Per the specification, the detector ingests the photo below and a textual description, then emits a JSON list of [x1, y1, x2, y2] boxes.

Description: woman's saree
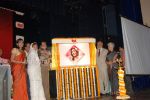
[[11, 52, 28, 100]]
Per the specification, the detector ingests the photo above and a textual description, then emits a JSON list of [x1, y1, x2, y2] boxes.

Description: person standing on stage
[[118, 46, 134, 95], [106, 42, 119, 96], [24, 42, 31, 99], [96, 40, 110, 95], [38, 41, 50, 100], [119, 46, 126, 67], [27, 42, 46, 100], [0, 48, 9, 64], [11, 38, 28, 100], [24, 43, 30, 57]]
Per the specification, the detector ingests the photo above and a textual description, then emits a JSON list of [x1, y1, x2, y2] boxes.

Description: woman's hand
[[109, 61, 113, 65], [106, 61, 113, 65], [22, 61, 27, 65]]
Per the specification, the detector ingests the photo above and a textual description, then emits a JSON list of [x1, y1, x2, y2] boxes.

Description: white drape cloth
[[121, 17, 150, 75], [27, 43, 46, 100]]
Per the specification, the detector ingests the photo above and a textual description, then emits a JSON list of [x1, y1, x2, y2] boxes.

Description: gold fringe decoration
[[96, 65, 101, 96], [68, 69, 72, 98], [84, 67, 89, 97], [79, 68, 83, 98], [73, 68, 77, 98], [89, 67, 94, 97]]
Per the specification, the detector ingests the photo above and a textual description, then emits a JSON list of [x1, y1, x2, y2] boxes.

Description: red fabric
[[11, 52, 28, 100], [0, 9, 13, 59]]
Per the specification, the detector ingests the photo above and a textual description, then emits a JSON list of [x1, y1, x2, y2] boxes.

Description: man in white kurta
[[96, 41, 110, 94]]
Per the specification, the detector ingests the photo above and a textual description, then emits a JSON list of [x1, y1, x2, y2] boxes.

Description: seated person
[[0, 48, 9, 64]]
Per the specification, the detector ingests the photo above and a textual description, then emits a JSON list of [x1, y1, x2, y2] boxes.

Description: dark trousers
[[27, 73, 31, 100]]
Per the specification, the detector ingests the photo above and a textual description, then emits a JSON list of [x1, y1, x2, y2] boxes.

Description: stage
[[50, 89, 150, 100]]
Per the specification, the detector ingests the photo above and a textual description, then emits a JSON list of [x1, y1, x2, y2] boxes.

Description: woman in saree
[[106, 42, 119, 96], [11, 38, 28, 100]]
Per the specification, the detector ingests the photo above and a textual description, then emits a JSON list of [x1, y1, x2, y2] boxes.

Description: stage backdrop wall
[[0, 9, 13, 59], [121, 17, 150, 75]]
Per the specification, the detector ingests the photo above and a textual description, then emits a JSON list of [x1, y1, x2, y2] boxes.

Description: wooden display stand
[[52, 38, 100, 99], [0, 65, 12, 100]]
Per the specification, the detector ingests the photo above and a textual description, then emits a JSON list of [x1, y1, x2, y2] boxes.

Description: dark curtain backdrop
[[0, 9, 13, 59], [120, 0, 143, 24]]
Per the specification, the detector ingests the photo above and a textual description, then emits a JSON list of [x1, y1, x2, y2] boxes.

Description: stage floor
[[50, 89, 150, 100]]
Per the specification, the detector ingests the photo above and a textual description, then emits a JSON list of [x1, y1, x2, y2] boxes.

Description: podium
[[0, 65, 12, 100], [52, 38, 100, 99]]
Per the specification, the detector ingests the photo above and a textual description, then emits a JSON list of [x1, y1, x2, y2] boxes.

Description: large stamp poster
[[59, 43, 90, 67]]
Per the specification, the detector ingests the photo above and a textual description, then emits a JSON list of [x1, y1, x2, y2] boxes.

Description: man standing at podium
[[96, 40, 110, 95]]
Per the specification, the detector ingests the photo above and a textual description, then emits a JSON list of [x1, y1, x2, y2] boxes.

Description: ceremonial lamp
[[116, 57, 130, 99]]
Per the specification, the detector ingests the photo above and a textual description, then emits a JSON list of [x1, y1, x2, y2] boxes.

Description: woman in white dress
[[27, 42, 46, 100]]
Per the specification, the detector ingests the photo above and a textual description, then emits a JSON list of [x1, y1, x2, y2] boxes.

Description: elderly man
[[96, 40, 110, 95]]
